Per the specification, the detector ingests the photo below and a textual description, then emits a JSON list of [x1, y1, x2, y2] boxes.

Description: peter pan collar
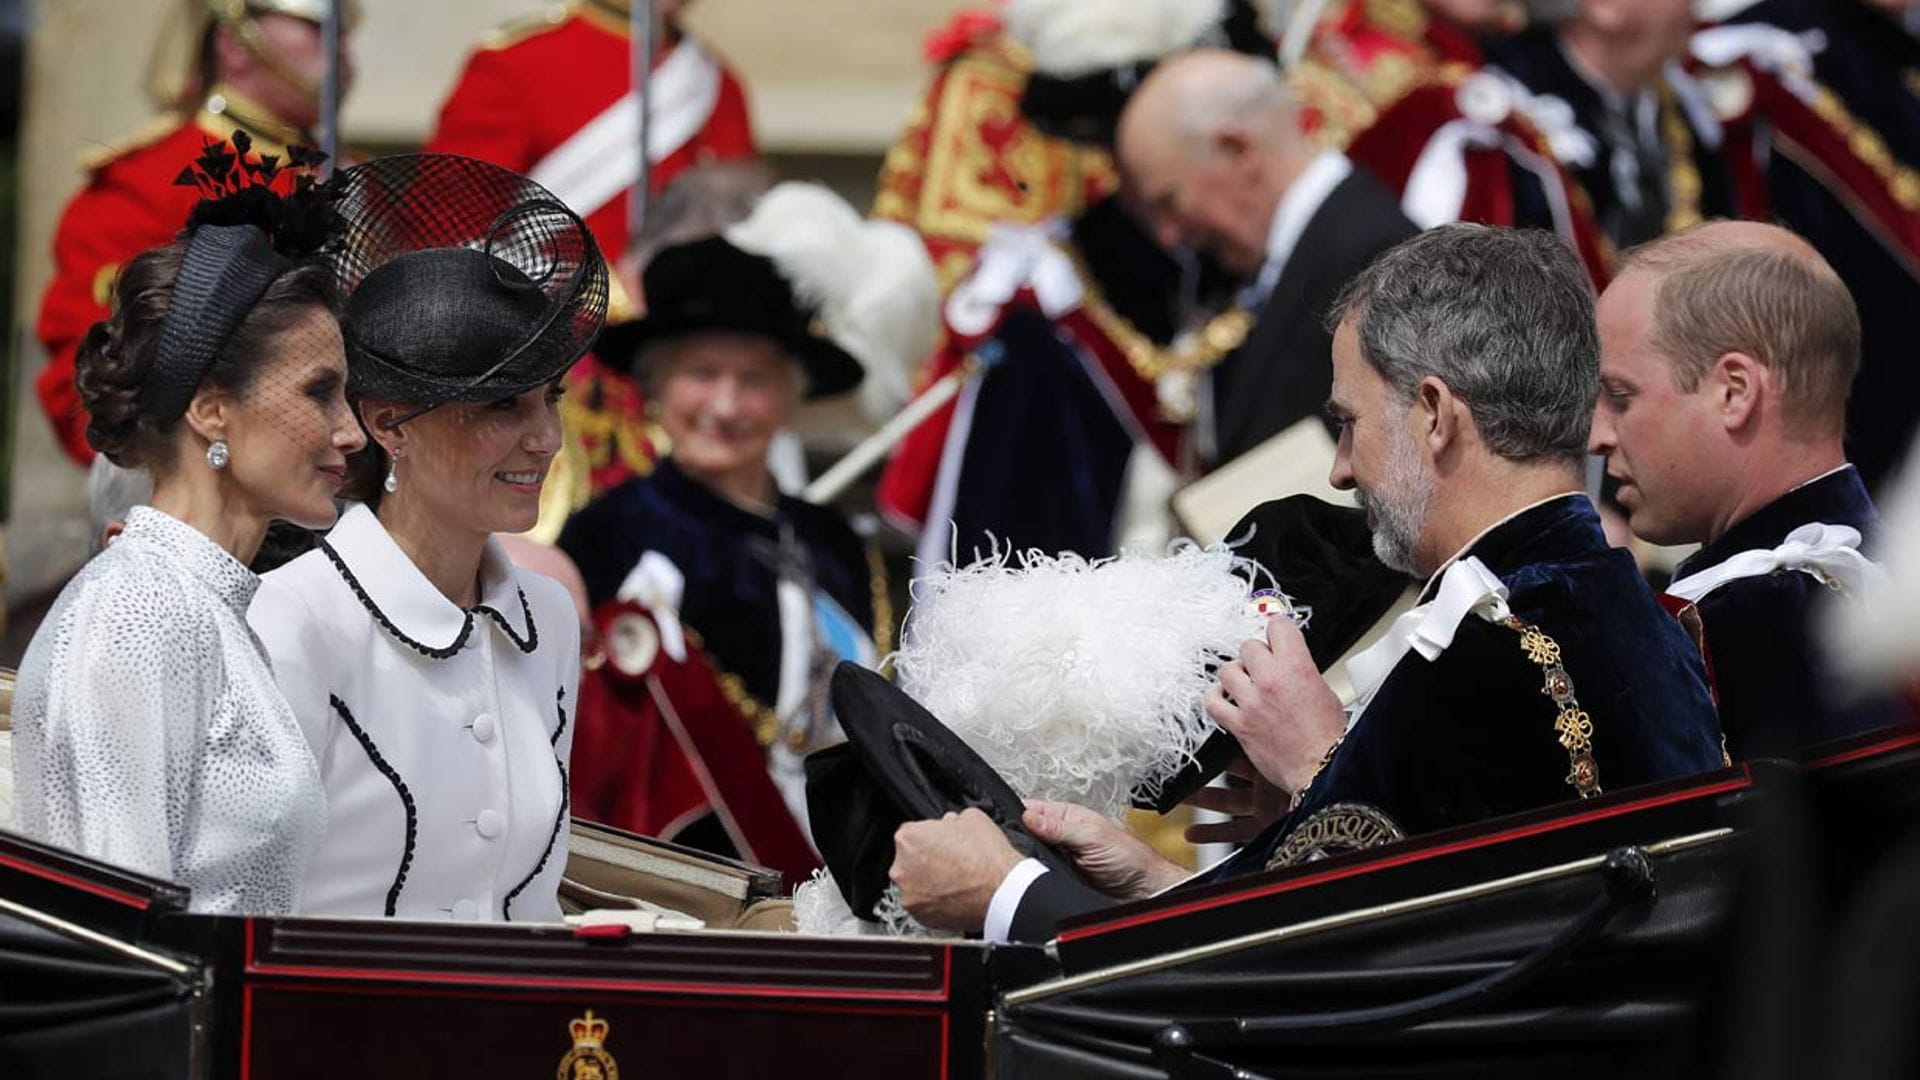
[[317, 502, 538, 659]]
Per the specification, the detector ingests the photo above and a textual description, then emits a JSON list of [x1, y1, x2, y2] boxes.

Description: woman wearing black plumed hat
[[557, 183, 938, 883], [12, 136, 364, 913], [247, 155, 607, 921]]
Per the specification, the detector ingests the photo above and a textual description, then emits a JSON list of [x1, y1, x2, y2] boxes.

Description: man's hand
[[1023, 800, 1190, 901], [1205, 615, 1348, 795], [1182, 757, 1289, 846], [890, 809, 1024, 932]]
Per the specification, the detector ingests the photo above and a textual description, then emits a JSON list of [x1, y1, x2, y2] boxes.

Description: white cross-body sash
[[528, 39, 723, 221], [1343, 556, 1512, 728], [1665, 522, 1887, 604]]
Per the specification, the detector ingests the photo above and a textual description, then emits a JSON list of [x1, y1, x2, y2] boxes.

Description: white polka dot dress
[[11, 506, 326, 913]]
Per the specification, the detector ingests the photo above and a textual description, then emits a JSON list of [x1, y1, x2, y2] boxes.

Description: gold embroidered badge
[[557, 1010, 620, 1080], [1268, 802, 1406, 869]]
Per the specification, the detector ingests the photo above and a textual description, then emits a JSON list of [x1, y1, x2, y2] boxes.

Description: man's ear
[[1213, 125, 1255, 165], [1714, 351, 1763, 432], [1416, 376, 1461, 459]]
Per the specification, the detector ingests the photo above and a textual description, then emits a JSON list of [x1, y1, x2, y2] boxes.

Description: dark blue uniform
[[1671, 466, 1900, 758], [558, 457, 875, 711], [1010, 495, 1727, 940]]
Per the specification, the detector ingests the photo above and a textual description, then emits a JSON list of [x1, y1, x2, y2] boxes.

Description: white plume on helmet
[[724, 182, 939, 420], [1005, 0, 1230, 78]]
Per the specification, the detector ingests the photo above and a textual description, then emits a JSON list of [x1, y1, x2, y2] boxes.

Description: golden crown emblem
[[569, 1011, 610, 1049], [558, 1010, 619, 1080]]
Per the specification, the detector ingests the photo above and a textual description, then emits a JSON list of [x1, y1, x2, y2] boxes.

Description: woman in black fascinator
[[12, 134, 363, 913], [248, 155, 608, 922]]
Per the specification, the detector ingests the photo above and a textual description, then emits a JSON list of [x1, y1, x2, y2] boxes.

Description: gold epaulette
[[479, 2, 573, 51], [78, 112, 187, 172]]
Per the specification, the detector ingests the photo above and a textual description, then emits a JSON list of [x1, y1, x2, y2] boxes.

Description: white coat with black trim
[[248, 502, 580, 922]]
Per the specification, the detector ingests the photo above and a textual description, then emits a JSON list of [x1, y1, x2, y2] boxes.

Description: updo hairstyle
[[75, 243, 338, 471]]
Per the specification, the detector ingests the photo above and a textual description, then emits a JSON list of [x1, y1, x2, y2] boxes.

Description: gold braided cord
[[682, 627, 785, 750], [1659, 85, 1705, 234], [1065, 243, 1254, 385], [866, 545, 895, 658], [1807, 86, 1920, 212]]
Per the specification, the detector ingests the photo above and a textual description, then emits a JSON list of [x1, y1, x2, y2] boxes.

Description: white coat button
[[475, 809, 505, 839], [471, 712, 497, 744], [451, 898, 479, 921]]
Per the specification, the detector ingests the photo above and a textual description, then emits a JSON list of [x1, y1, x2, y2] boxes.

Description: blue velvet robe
[[557, 457, 875, 711], [1672, 466, 1899, 759], [1010, 496, 1728, 937], [1213, 495, 1726, 878]]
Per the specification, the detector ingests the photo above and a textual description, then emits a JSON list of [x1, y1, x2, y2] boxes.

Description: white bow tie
[[1666, 522, 1886, 604], [1343, 556, 1512, 727]]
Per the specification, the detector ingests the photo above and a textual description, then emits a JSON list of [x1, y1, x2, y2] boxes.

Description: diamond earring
[[206, 439, 230, 471], [383, 450, 400, 493]]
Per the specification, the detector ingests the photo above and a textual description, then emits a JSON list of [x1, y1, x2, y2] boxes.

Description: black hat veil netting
[[324, 153, 609, 418]]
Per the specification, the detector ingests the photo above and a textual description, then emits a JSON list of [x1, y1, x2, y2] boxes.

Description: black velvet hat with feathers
[[148, 131, 342, 423]]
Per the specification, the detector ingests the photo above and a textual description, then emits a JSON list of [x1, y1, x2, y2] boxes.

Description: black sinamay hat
[[806, 663, 1079, 922], [1015, 0, 1279, 147], [324, 153, 609, 419], [1144, 494, 1416, 812], [593, 235, 866, 400]]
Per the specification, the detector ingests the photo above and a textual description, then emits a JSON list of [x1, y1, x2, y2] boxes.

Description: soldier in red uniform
[[425, 0, 755, 268], [425, 0, 758, 522], [33, 0, 353, 466]]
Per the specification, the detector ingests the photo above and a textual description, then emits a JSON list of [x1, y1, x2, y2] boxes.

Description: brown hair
[[75, 242, 338, 470], [1618, 227, 1860, 432]]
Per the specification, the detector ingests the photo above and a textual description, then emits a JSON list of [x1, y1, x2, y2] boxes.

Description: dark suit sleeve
[[1009, 870, 1112, 944]]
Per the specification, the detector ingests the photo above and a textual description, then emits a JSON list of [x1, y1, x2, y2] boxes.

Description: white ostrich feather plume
[[835, 220, 941, 420], [892, 541, 1274, 819], [792, 869, 950, 938], [724, 183, 940, 418], [1006, 0, 1230, 78]]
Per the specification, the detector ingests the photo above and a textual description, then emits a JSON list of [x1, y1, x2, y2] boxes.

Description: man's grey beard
[[1357, 423, 1435, 576]]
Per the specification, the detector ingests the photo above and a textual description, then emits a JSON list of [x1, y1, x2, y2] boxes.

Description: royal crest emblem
[[556, 1010, 620, 1080]]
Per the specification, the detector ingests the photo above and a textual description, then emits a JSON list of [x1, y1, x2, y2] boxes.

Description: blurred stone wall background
[[6, 0, 962, 617]]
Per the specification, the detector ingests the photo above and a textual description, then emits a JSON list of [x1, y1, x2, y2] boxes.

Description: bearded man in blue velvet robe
[[1589, 220, 1901, 760], [888, 225, 1728, 944]]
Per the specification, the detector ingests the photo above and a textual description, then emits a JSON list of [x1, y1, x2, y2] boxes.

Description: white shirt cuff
[[983, 858, 1049, 944]]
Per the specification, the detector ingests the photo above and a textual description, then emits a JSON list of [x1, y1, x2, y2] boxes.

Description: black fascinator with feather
[[147, 131, 343, 423]]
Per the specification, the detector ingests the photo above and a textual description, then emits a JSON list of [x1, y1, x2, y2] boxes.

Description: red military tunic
[[424, 0, 756, 263], [34, 98, 304, 465], [426, 2, 755, 517]]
